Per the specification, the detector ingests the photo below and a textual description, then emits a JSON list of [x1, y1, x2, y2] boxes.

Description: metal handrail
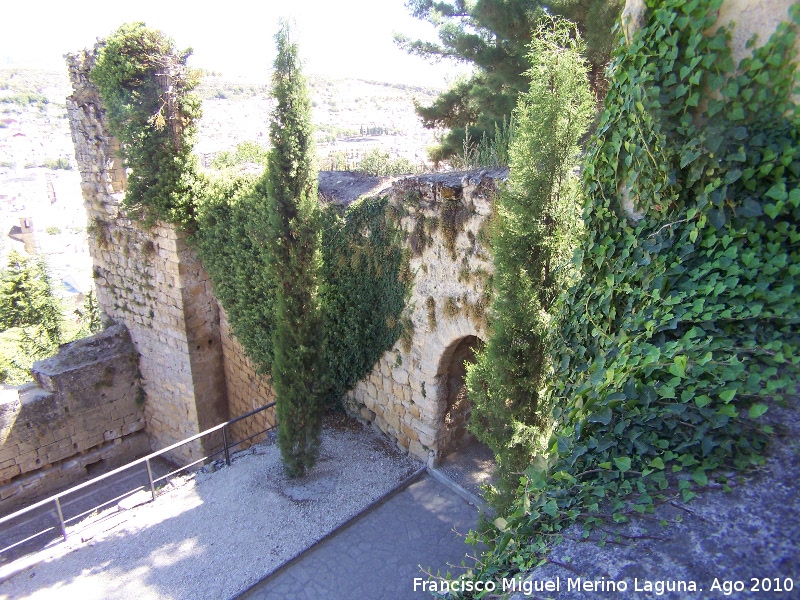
[[0, 402, 276, 555]]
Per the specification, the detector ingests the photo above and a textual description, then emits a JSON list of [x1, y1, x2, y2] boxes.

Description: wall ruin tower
[[65, 49, 228, 463]]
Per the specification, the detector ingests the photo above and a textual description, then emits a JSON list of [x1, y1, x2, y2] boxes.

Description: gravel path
[[0, 419, 421, 600]]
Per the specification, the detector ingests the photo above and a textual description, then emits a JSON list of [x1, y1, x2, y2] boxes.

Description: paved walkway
[[238, 473, 482, 600]]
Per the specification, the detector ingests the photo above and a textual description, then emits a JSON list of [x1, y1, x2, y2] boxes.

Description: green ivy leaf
[[614, 457, 632, 472], [543, 500, 559, 517], [588, 407, 613, 425], [765, 183, 788, 202], [692, 469, 708, 486], [748, 404, 769, 418]]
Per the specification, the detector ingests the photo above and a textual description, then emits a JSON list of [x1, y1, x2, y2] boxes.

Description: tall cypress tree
[[465, 18, 594, 505], [264, 21, 328, 478]]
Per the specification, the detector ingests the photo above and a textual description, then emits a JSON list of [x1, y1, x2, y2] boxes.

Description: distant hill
[[0, 68, 440, 171]]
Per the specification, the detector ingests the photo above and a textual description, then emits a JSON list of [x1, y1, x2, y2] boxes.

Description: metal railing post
[[0, 402, 276, 559], [146, 458, 156, 501], [54, 497, 67, 541], [222, 425, 231, 466]]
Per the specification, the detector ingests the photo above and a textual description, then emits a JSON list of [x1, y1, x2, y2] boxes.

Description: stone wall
[[344, 170, 504, 465], [0, 325, 147, 514], [66, 48, 229, 464], [62, 42, 501, 472], [219, 308, 276, 450]]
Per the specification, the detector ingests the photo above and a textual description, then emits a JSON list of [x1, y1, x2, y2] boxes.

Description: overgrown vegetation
[[91, 22, 201, 224], [456, 1, 800, 593], [91, 22, 412, 476], [320, 196, 411, 405], [208, 141, 270, 171], [466, 16, 594, 508], [449, 116, 516, 170], [355, 148, 419, 176], [193, 174, 276, 372], [41, 157, 71, 170], [0, 93, 48, 107]]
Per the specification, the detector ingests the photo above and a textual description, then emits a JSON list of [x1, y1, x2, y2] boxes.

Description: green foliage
[[264, 21, 328, 478], [0, 251, 62, 336], [396, 0, 622, 161], [75, 289, 103, 337], [450, 116, 516, 169], [0, 251, 65, 384], [0, 93, 48, 107], [193, 174, 276, 373], [320, 196, 410, 405], [355, 148, 418, 176], [320, 151, 350, 171], [87, 21, 412, 478], [209, 141, 270, 171], [90, 22, 201, 225], [466, 17, 594, 508], [194, 179, 411, 409], [41, 157, 71, 170], [457, 1, 800, 591]]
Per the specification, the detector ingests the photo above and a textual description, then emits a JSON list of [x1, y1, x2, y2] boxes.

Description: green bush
[[356, 148, 418, 176], [91, 22, 201, 225], [0, 93, 48, 107], [0, 251, 65, 384], [41, 157, 71, 170], [209, 141, 270, 171]]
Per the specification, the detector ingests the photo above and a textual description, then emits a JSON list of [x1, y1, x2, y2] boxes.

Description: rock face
[[0, 325, 147, 514]]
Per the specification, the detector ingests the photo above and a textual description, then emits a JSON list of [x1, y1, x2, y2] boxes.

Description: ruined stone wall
[[0, 325, 147, 514], [66, 49, 228, 464], [345, 170, 503, 465], [219, 308, 276, 449]]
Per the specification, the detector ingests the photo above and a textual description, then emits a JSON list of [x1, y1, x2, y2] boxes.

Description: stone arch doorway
[[437, 335, 483, 460]]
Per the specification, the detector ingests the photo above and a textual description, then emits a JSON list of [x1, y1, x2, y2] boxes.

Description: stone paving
[[436, 438, 496, 500], [238, 473, 483, 600]]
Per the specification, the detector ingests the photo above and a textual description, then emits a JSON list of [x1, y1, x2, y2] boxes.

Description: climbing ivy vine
[[453, 0, 800, 594], [320, 196, 411, 405], [91, 23, 201, 225]]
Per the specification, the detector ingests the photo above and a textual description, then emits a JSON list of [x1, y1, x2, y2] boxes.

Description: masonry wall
[[66, 48, 228, 464], [344, 170, 503, 465], [0, 325, 147, 514], [219, 308, 277, 449]]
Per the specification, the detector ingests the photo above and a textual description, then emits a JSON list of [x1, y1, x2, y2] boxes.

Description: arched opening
[[438, 335, 483, 458]]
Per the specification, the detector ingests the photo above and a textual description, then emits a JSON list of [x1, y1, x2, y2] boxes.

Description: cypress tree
[[465, 18, 594, 505], [264, 21, 328, 478]]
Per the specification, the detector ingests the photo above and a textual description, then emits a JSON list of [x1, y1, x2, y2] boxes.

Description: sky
[[1, 0, 469, 87]]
